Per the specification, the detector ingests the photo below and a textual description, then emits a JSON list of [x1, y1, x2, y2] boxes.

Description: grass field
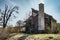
[[8, 33, 60, 40]]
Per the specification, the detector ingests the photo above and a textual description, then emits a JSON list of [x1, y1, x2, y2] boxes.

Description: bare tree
[[0, 5, 19, 39], [0, 5, 19, 28], [16, 20, 22, 26]]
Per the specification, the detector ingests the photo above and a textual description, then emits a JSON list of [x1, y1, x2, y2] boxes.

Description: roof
[[25, 9, 56, 22], [32, 8, 38, 13], [44, 13, 56, 22]]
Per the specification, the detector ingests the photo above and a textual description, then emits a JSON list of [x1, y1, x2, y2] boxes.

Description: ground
[[7, 33, 60, 40]]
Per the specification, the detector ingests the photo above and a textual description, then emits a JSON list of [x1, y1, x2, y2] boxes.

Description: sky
[[0, 0, 60, 26]]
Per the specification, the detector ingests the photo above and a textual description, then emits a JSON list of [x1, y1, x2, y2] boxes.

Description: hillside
[[8, 33, 60, 40]]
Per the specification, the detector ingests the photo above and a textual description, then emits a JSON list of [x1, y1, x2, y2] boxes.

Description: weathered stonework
[[25, 3, 57, 34]]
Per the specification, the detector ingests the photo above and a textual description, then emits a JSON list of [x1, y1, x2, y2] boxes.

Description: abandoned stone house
[[25, 3, 57, 33]]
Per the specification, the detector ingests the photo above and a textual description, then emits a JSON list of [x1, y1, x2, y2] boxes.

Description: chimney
[[39, 3, 44, 13]]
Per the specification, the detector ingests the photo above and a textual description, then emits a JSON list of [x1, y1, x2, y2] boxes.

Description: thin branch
[[6, 6, 19, 25]]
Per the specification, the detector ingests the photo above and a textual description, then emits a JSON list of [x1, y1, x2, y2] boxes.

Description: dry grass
[[8, 33, 25, 40], [8, 34, 60, 40]]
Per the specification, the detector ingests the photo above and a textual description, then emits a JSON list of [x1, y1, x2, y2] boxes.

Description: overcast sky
[[0, 0, 60, 26]]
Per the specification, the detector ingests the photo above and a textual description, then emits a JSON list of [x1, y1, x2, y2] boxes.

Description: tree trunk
[[3, 23, 6, 28]]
